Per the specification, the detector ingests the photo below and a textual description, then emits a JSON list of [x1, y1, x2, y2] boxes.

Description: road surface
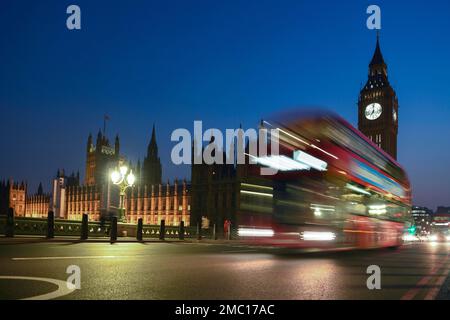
[[0, 240, 449, 300]]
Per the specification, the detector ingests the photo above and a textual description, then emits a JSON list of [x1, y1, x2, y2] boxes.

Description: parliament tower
[[85, 131, 120, 186], [358, 34, 399, 159], [142, 125, 162, 186]]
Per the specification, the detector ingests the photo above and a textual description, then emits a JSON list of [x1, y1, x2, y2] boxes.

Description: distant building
[[191, 159, 238, 229], [51, 172, 69, 219], [125, 179, 190, 226], [125, 127, 188, 225], [63, 127, 187, 224], [0, 180, 26, 216], [141, 125, 162, 186], [432, 206, 450, 234], [411, 206, 433, 234], [25, 194, 51, 218], [85, 131, 120, 186], [25, 183, 51, 218], [66, 184, 102, 221], [1, 126, 190, 226], [436, 206, 450, 215], [190, 137, 240, 229]]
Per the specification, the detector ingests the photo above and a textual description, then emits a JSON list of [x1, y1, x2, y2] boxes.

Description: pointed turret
[[136, 159, 141, 184], [87, 133, 93, 153], [368, 33, 387, 78], [369, 33, 385, 66], [148, 124, 158, 157], [142, 124, 162, 186], [96, 129, 103, 148], [37, 182, 43, 195]]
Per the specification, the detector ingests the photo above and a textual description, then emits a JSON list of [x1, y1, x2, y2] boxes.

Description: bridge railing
[[141, 225, 193, 238], [0, 209, 219, 241], [0, 215, 5, 235], [0, 216, 111, 237]]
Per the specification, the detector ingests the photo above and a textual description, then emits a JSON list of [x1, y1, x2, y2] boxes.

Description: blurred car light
[[255, 155, 310, 171], [293, 150, 328, 171], [238, 228, 275, 237]]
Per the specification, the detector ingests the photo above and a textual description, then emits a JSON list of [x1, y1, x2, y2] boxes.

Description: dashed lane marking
[[12, 256, 128, 261]]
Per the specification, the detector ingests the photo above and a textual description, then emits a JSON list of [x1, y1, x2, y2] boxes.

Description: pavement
[[0, 238, 449, 300]]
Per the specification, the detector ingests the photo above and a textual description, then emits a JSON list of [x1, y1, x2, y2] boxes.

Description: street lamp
[[111, 165, 136, 222]]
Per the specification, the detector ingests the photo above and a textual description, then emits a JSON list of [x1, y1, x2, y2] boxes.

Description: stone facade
[[1, 126, 190, 226], [25, 193, 51, 218], [0, 180, 27, 216], [66, 184, 102, 221], [125, 180, 190, 226]]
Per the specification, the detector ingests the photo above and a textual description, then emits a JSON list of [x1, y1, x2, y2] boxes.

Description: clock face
[[393, 110, 397, 122], [365, 103, 382, 120]]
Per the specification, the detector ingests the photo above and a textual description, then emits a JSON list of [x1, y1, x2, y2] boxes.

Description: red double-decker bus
[[237, 111, 412, 249]]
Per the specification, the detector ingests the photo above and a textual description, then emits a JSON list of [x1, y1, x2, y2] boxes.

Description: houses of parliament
[[0, 126, 192, 226], [1, 36, 399, 228]]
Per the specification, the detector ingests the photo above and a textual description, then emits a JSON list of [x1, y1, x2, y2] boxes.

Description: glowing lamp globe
[[119, 166, 128, 175], [127, 172, 136, 186], [111, 171, 121, 184]]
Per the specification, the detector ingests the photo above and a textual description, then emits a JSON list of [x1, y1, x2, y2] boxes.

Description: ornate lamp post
[[110, 165, 136, 222]]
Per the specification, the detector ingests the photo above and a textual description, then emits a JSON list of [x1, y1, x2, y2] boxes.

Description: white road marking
[[12, 256, 124, 261], [0, 276, 75, 300]]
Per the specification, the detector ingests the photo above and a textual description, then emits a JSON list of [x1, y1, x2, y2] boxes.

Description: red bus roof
[[269, 108, 405, 171]]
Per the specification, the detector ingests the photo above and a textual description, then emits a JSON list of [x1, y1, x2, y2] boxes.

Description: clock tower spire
[[358, 34, 398, 159]]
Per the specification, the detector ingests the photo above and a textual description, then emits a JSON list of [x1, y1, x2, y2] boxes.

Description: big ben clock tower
[[358, 34, 398, 159]]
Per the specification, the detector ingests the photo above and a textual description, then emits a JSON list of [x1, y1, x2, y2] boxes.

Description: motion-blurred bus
[[237, 111, 412, 249]]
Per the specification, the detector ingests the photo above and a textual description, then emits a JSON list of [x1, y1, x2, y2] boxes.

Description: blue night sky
[[0, 0, 449, 210]]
